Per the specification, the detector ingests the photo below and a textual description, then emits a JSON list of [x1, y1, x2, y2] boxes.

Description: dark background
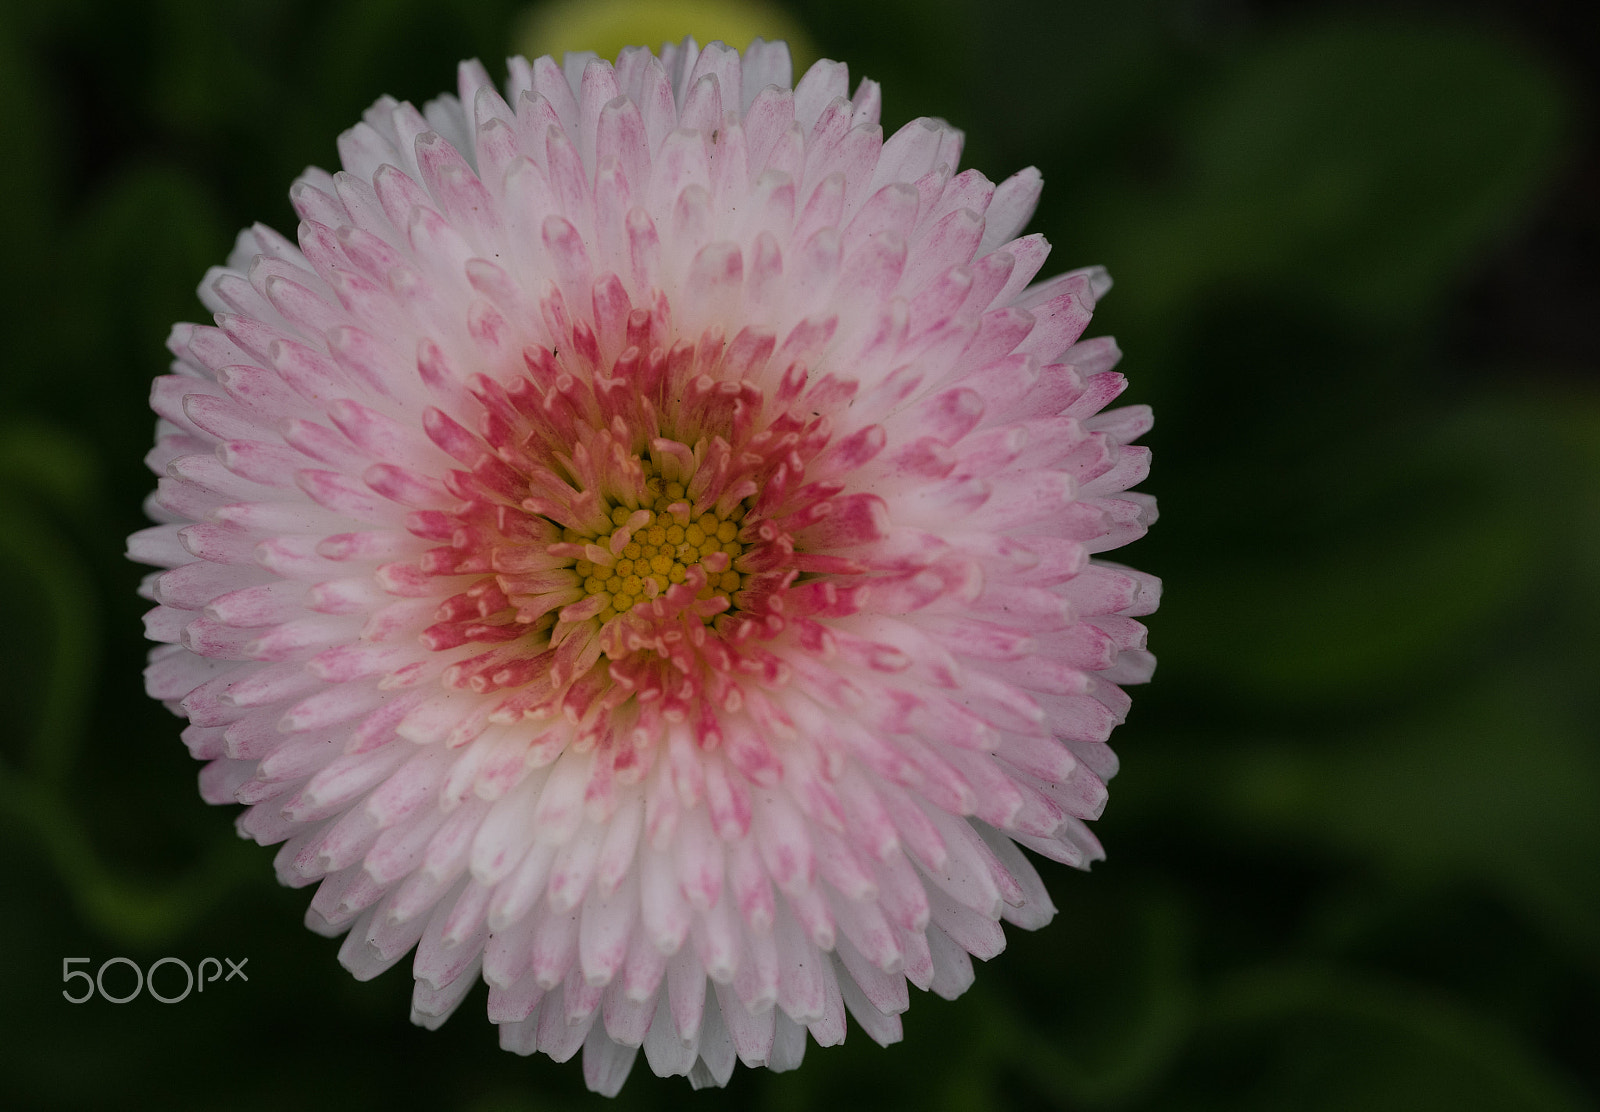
[[1, 0, 1596, 1107]]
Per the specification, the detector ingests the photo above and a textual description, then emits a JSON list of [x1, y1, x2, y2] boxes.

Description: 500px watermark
[[62, 957, 248, 1004]]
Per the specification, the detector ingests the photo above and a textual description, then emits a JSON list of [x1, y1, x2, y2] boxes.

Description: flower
[[130, 38, 1158, 1095]]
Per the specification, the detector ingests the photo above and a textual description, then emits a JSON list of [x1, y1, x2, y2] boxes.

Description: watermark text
[[62, 957, 248, 1004]]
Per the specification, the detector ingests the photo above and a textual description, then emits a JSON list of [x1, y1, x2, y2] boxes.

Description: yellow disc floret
[[555, 461, 751, 624]]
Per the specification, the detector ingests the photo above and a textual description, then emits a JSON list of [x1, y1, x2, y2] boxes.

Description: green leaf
[[1156, 390, 1578, 706], [0, 770, 261, 947], [0, 11, 60, 383], [1211, 678, 1600, 973], [747, 885, 1195, 1111], [146, 0, 271, 134], [60, 163, 229, 370], [1160, 504, 1536, 705], [1156, 966, 1588, 1112], [994, 886, 1194, 1107], [0, 422, 97, 512], [0, 496, 97, 781], [1089, 15, 1570, 330]]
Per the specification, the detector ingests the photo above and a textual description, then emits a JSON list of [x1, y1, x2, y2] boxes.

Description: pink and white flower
[[130, 39, 1157, 1094]]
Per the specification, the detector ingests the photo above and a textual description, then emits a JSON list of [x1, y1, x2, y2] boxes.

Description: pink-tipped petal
[[131, 36, 1155, 1097]]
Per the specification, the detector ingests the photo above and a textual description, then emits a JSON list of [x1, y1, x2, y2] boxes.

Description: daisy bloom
[[131, 38, 1158, 1094]]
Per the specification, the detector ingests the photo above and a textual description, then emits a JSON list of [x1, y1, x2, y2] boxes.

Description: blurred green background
[[1, 0, 1596, 1107]]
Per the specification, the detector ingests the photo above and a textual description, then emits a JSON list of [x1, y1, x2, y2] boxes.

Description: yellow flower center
[[561, 467, 749, 624]]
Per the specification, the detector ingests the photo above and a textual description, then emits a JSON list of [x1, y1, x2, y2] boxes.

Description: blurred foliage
[[0, 0, 1595, 1107], [517, 0, 818, 73], [1087, 18, 1569, 331]]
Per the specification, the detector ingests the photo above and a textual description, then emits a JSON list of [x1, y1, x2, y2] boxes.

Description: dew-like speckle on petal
[[132, 37, 1158, 1095]]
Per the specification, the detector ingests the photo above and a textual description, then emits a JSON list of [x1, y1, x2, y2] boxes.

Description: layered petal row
[[131, 38, 1158, 1095]]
